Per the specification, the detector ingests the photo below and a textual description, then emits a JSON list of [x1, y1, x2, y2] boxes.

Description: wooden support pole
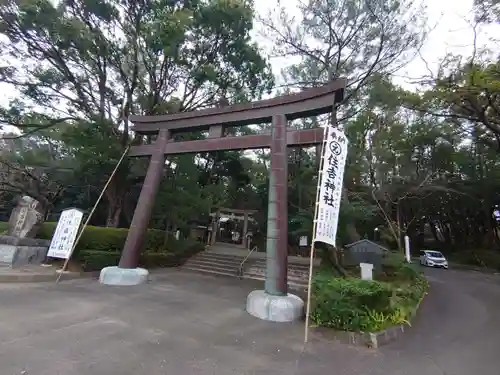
[[304, 125, 329, 343], [56, 146, 130, 283]]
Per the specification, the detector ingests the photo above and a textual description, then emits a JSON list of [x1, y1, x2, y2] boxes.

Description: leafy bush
[[0, 221, 8, 234], [161, 238, 205, 260], [139, 252, 181, 268], [311, 269, 428, 333], [75, 236, 205, 271], [394, 275, 428, 308], [77, 250, 183, 271], [448, 248, 500, 270], [36, 222, 165, 256], [77, 250, 122, 271], [0, 220, 206, 271], [377, 252, 422, 283]]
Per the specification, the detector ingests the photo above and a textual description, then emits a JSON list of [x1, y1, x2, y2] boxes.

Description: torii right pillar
[[246, 114, 304, 322]]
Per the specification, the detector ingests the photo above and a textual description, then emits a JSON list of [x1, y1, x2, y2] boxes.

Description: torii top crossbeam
[[128, 78, 346, 157]]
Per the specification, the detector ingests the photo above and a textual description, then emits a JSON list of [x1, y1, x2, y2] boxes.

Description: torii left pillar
[[99, 130, 169, 285]]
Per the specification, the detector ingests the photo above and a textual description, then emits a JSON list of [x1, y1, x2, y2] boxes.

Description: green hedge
[[36, 222, 166, 256], [0, 221, 205, 270], [0, 221, 166, 255], [311, 263, 428, 333], [0, 221, 8, 234], [77, 250, 182, 271], [77, 239, 205, 271], [448, 248, 500, 270], [77, 250, 121, 271], [376, 252, 423, 283]]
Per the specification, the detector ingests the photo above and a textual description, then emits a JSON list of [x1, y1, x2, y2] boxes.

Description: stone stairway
[[181, 250, 311, 291]]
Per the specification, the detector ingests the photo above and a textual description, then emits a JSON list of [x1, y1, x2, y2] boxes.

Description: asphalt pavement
[[0, 267, 498, 375]]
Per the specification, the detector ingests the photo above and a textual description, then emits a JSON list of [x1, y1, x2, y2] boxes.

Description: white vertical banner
[[47, 208, 84, 259], [313, 127, 348, 246]]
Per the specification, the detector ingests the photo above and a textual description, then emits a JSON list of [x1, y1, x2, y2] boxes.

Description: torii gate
[[99, 78, 346, 322]]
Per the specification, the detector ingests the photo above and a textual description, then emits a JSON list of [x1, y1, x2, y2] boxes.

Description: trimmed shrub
[[161, 238, 205, 259], [75, 236, 205, 272], [377, 252, 422, 283], [77, 250, 183, 271], [448, 248, 500, 270], [139, 252, 181, 268], [311, 269, 428, 332], [36, 222, 165, 256], [77, 250, 122, 271], [0, 221, 205, 271], [0, 221, 8, 234]]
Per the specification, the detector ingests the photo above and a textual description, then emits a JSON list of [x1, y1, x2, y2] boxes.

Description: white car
[[420, 250, 449, 269]]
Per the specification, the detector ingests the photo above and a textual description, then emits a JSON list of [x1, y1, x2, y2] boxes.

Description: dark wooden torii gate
[[117, 79, 346, 299]]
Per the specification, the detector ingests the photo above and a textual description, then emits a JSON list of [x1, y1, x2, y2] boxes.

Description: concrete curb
[[0, 271, 100, 283], [311, 286, 428, 349]]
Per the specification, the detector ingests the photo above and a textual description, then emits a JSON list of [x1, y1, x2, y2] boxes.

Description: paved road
[[0, 267, 498, 375], [383, 267, 500, 374]]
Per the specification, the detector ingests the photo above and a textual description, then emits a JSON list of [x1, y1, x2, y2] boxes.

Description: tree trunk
[[163, 218, 172, 247], [396, 202, 403, 251], [104, 177, 126, 228], [327, 246, 347, 277], [297, 148, 303, 209], [106, 199, 123, 227], [342, 188, 361, 243], [345, 221, 361, 243], [122, 196, 134, 226]]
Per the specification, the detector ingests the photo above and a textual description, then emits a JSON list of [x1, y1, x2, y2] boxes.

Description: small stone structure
[[99, 266, 149, 285], [343, 239, 388, 269], [0, 196, 50, 268], [246, 290, 304, 322], [7, 195, 45, 237]]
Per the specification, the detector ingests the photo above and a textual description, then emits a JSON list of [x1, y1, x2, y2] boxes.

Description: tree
[[0, 0, 273, 226], [474, 0, 500, 23], [0, 130, 74, 215], [259, 0, 427, 242], [260, 0, 427, 113], [403, 60, 500, 152]]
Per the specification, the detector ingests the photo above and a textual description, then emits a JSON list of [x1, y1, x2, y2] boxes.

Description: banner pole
[[304, 124, 329, 343], [56, 146, 130, 283]]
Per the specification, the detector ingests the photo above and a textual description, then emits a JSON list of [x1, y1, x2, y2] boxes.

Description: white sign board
[[360, 262, 374, 281], [299, 236, 308, 247], [47, 208, 84, 259], [313, 127, 348, 247], [404, 235, 411, 263]]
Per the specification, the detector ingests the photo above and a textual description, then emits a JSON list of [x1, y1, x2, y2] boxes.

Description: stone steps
[[182, 251, 241, 278], [181, 250, 311, 291]]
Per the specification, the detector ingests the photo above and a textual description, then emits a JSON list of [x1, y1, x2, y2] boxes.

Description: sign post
[[47, 208, 84, 260], [47, 208, 84, 282], [304, 126, 348, 343], [299, 236, 308, 247], [404, 235, 411, 263]]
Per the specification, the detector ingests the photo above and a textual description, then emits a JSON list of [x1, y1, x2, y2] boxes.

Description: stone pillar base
[[246, 290, 304, 322], [99, 266, 149, 286]]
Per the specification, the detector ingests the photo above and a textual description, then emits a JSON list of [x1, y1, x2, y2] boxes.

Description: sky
[[252, 0, 499, 88], [0, 0, 498, 131]]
